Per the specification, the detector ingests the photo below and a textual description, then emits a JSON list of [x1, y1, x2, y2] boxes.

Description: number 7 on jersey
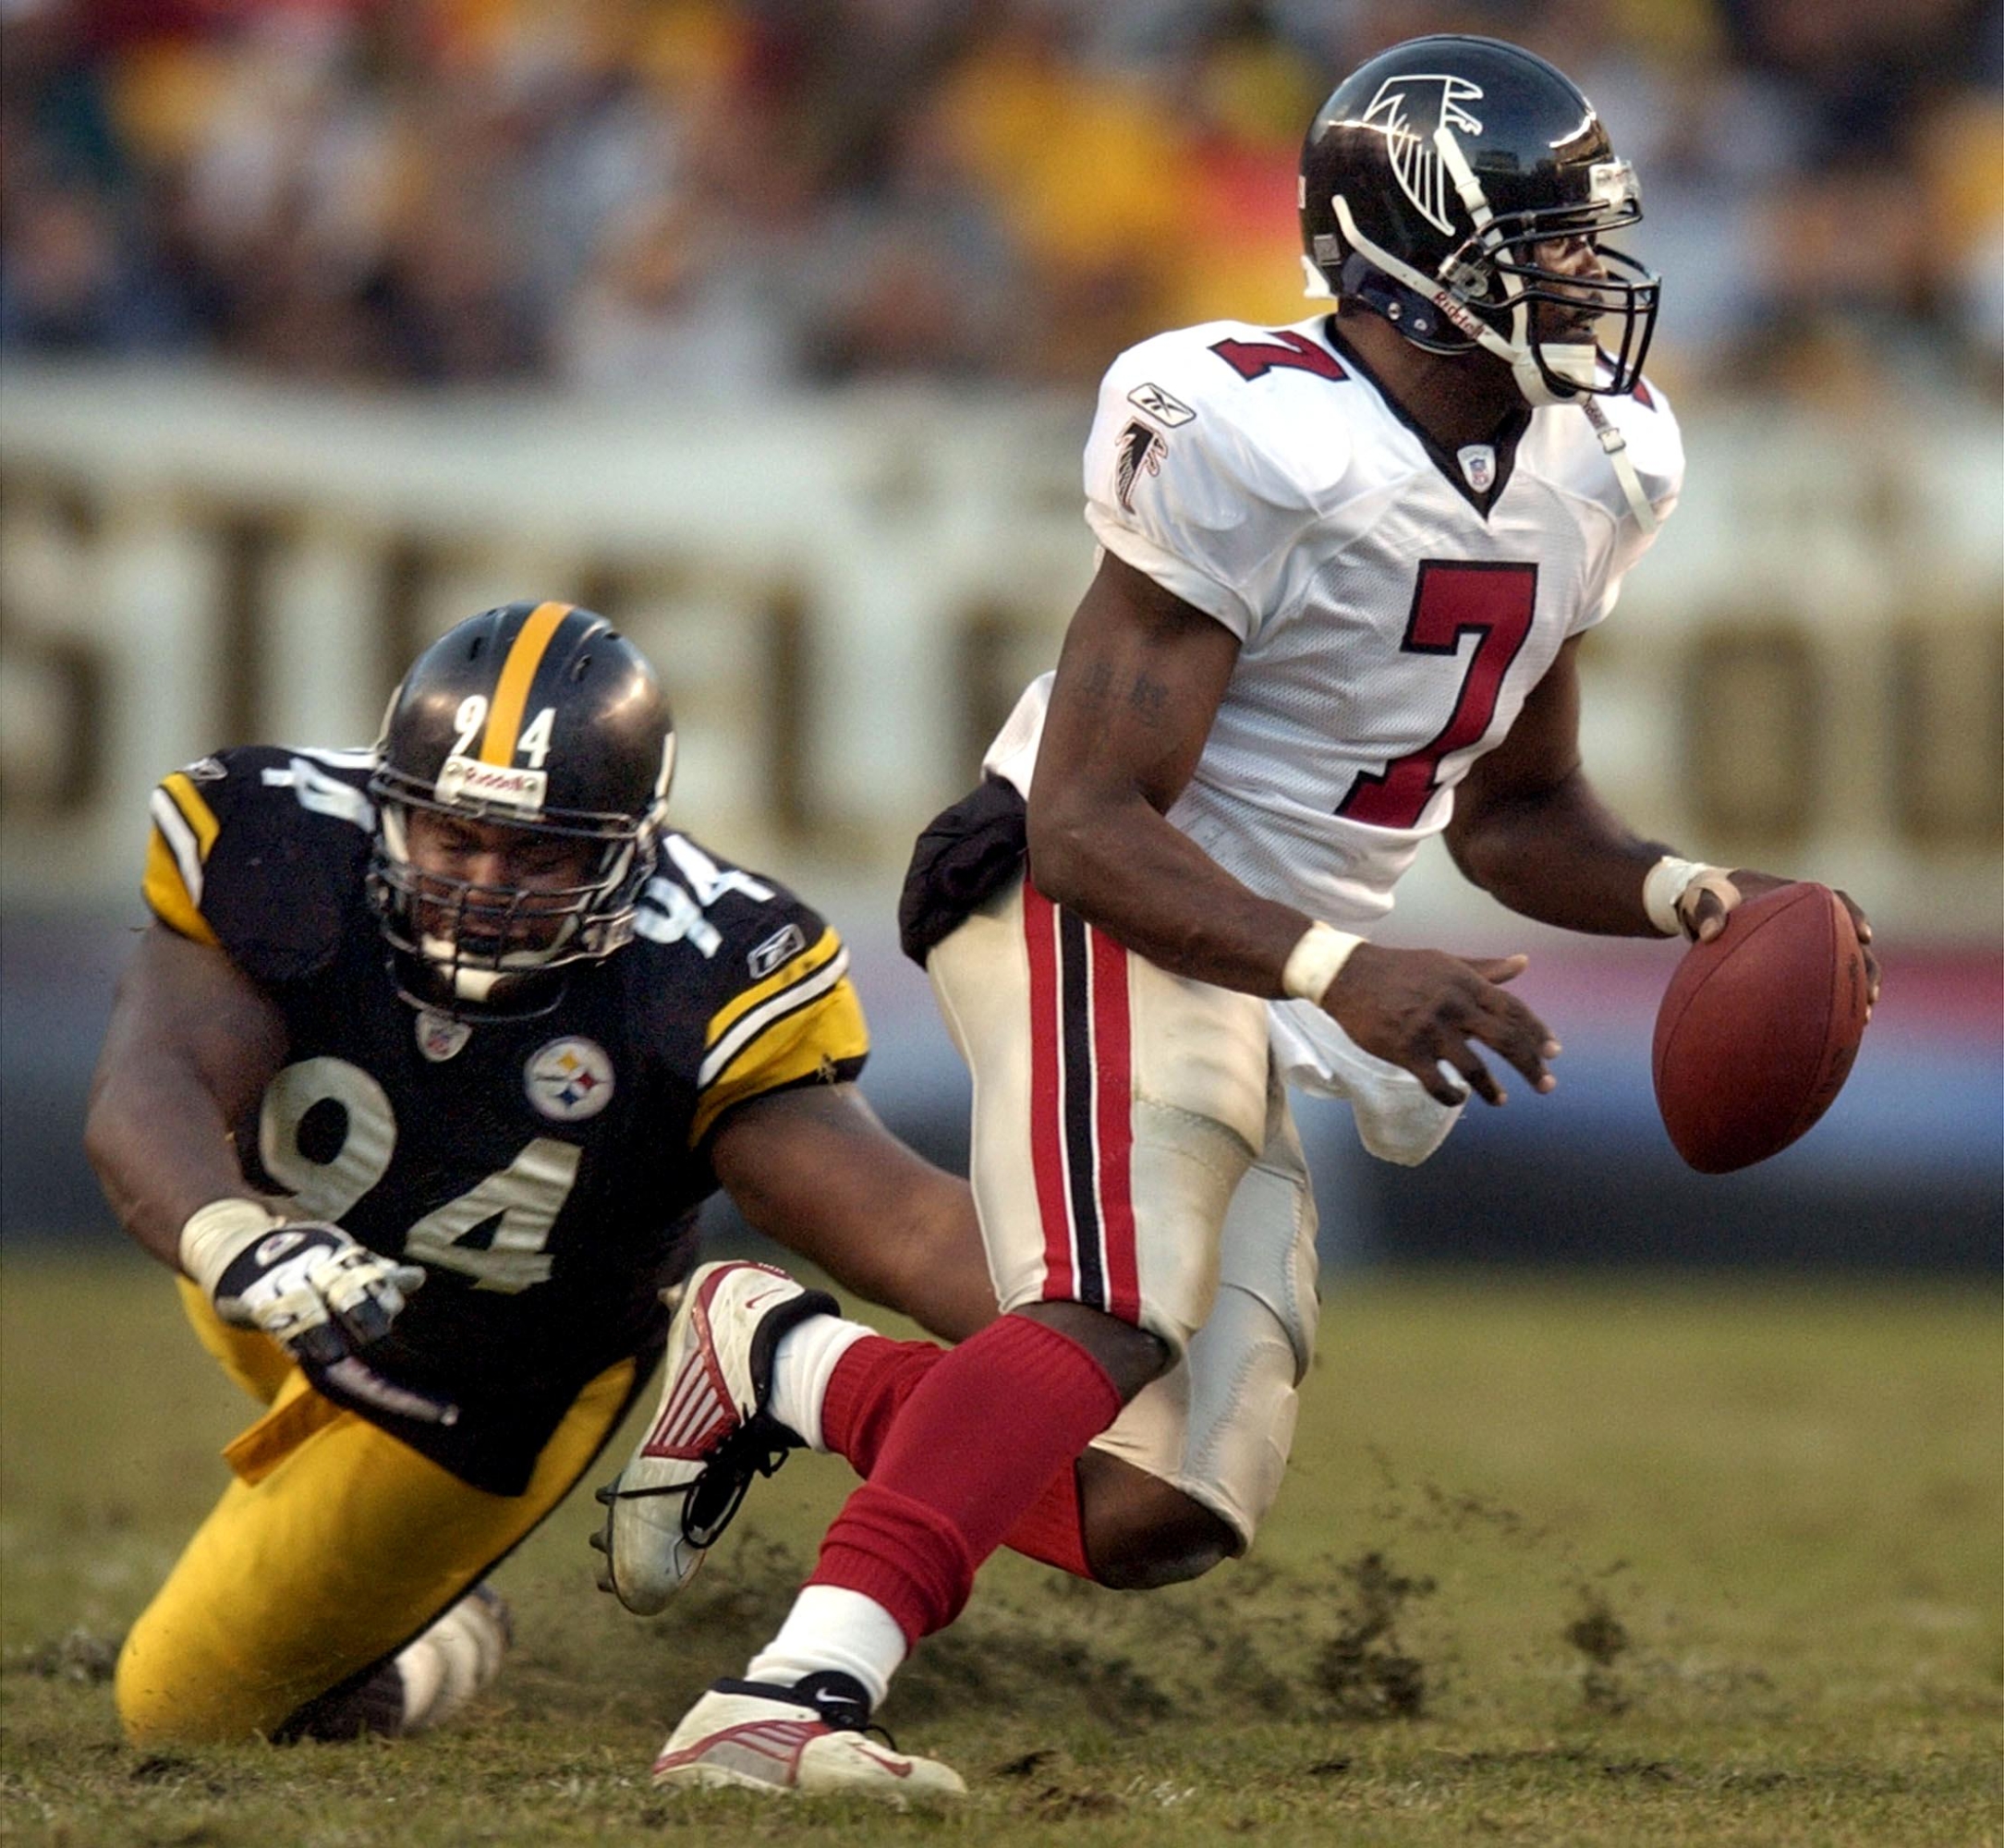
[[1336, 560, 1539, 829]]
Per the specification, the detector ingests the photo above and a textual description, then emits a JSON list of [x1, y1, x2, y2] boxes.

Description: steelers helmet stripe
[[480, 601, 572, 765]]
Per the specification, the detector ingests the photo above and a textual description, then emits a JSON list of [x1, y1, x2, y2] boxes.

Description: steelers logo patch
[[525, 1037, 614, 1121]]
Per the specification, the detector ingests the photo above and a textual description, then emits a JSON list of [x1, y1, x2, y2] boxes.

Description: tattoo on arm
[[1075, 660, 1116, 711], [1127, 674, 1170, 725]]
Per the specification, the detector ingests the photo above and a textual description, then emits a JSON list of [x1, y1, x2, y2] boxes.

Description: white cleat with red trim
[[651, 1673, 966, 1801], [591, 1260, 836, 1615]]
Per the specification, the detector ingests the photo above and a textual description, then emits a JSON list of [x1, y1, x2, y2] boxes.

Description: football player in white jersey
[[621, 35, 1880, 1796]]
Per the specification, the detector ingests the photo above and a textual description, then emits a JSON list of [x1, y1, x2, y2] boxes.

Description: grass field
[[2, 1250, 1998, 1846]]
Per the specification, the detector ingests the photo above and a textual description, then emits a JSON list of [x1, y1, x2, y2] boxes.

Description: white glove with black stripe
[[180, 1200, 452, 1422]]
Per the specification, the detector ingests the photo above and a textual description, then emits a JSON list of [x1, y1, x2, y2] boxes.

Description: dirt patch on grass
[[1312, 1550, 1439, 1719], [1565, 1575, 1634, 1715]]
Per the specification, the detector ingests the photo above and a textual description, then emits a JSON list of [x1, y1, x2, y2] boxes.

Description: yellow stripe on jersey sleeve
[[159, 772, 221, 854], [702, 926, 845, 1055], [141, 772, 223, 947], [689, 976, 870, 1147]]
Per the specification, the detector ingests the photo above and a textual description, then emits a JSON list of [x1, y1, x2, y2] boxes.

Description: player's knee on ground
[[115, 1617, 302, 1745], [1075, 1450, 1239, 1589]]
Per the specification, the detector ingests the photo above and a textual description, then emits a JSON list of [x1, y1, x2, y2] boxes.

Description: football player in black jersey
[[87, 600, 1163, 1745]]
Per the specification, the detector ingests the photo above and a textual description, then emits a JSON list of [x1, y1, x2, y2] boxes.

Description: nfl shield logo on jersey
[[1457, 444, 1497, 493], [525, 1037, 615, 1121], [416, 1010, 472, 1062]]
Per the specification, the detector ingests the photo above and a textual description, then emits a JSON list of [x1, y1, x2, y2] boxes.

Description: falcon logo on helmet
[[1360, 74, 1485, 236], [1300, 34, 1659, 410]]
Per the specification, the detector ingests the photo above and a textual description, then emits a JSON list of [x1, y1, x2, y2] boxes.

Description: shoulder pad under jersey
[[1085, 318, 1365, 641], [143, 745, 377, 984], [633, 832, 870, 1145]]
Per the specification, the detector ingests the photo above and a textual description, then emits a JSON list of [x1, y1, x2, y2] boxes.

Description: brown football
[[1651, 882, 1870, 1173]]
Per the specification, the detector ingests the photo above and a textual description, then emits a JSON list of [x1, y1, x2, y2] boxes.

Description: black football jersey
[[142, 745, 869, 1493]]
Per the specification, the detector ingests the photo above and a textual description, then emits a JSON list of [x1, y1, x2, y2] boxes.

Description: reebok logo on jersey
[[1127, 382, 1196, 427], [1115, 421, 1165, 512], [748, 923, 807, 979]]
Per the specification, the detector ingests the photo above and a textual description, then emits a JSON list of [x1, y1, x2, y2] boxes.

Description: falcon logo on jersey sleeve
[[143, 770, 224, 947], [1114, 420, 1166, 513], [689, 926, 868, 1143]]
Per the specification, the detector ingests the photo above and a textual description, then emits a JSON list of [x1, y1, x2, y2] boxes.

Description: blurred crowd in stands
[[4, 0, 1999, 405]]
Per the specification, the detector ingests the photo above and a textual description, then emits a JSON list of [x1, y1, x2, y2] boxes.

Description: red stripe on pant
[[1087, 927, 1141, 1323], [1022, 879, 1075, 1299]]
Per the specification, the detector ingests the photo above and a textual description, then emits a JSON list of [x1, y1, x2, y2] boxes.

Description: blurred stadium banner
[[2, 360, 1998, 1264]]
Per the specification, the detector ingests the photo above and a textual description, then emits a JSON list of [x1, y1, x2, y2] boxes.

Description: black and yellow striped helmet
[[367, 602, 675, 1012]]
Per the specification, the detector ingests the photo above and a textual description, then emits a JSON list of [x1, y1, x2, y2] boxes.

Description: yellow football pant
[[115, 1280, 635, 1745]]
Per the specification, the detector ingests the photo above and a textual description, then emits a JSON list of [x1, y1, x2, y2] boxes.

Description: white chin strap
[[1330, 122, 1597, 411], [1327, 122, 1658, 531], [1578, 396, 1659, 534], [418, 932, 566, 1000]]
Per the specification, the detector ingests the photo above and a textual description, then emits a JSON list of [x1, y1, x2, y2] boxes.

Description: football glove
[[179, 1199, 439, 1405]]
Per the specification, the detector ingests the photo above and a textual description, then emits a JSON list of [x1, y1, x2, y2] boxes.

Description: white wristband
[[1643, 855, 1725, 937], [178, 1198, 285, 1297], [1282, 921, 1364, 1003]]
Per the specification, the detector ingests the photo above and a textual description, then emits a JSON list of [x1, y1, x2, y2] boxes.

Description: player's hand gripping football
[[1675, 870, 1880, 1018], [1323, 945, 1559, 1107]]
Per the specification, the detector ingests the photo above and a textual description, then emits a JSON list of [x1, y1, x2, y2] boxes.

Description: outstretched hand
[[1677, 870, 1881, 1017], [202, 1213, 458, 1426], [1323, 943, 1560, 1107]]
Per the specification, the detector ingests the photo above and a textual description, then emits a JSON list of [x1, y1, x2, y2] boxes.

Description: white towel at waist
[[1266, 998, 1464, 1167]]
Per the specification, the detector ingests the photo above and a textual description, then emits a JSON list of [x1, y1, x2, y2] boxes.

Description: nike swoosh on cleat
[[851, 1745, 914, 1778]]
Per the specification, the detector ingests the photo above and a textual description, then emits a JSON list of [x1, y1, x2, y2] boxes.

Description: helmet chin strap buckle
[[1578, 398, 1659, 535]]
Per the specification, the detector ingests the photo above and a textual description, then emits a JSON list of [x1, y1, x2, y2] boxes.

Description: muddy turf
[[2, 1252, 1998, 1846]]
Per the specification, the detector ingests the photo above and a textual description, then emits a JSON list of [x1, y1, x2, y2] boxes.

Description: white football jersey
[[983, 313, 1683, 1137], [986, 312, 1682, 931]]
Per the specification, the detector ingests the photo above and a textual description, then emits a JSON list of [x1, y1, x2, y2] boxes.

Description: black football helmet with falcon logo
[[368, 601, 675, 1014], [1300, 35, 1659, 407]]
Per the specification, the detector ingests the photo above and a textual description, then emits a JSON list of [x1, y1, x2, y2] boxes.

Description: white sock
[[766, 1314, 869, 1452], [745, 1584, 907, 1709]]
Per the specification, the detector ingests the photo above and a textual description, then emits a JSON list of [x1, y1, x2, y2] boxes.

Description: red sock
[[820, 1335, 941, 1475], [999, 1462, 1092, 1579], [821, 1335, 1095, 1581], [808, 1316, 1120, 1642]]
